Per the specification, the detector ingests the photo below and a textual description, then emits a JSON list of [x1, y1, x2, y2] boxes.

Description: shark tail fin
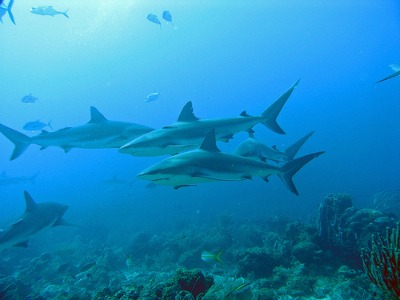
[[0, 124, 31, 160], [62, 10, 69, 18], [261, 80, 300, 135], [29, 172, 39, 185], [278, 151, 324, 195], [7, 0, 15, 25], [284, 131, 314, 161]]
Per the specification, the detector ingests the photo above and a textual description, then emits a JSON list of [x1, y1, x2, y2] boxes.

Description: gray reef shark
[[0, 106, 154, 160], [0, 0, 15, 25], [234, 131, 314, 163], [137, 130, 324, 195], [0, 171, 39, 185], [120, 80, 299, 157], [376, 64, 400, 83], [0, 191, 70, 252]]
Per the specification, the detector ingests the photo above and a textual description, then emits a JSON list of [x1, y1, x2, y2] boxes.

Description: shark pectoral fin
[[262, 176, 270, 182], [53, 218, 77, 227], [9, 219, 25, 228], [62, 146, 73, 153], [219, 134, 234, 142], [242, 175, 252, 180], [162, 125, 178, 129], [174, 184, 196, 189], [39, 146, 47, 150], [14, 241, 29, 248]]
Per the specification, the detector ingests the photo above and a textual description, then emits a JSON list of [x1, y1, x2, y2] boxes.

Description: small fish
[[147, 14, 161, 28], [126, 255, 134, 268], [30, 6, 69, 18], [0, 0, 15, 25], [162, 10, 173, 27], [201, 250, 223, 264], [374, 216, 394, 224], [21, 94, 38, 104], [145, 92, 160, 103], [23, 120, 52, 132], [79, 262, 96, 273], [227, 281, 252, 297]]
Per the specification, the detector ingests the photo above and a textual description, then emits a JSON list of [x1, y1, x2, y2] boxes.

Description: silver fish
[[23, 120, 52, 132], [145, 92, 160, 102], [21, 94, 38, 103], [30, 6, 69, 18], [147, 14, 161, 27], [162, 10, 173, 27]]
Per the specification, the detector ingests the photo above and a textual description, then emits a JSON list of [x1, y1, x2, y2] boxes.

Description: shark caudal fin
[[284, 131, 314, 161], [0, 124, 31, 160], [29, 172, 39, 185], [278, 151, 324, 195], [62, 10, 69, 19], [7, 0, 15, 25], [261, 80, 300, 134]]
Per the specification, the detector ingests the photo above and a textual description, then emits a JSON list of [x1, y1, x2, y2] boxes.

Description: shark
[[0, 0, 15, 25], [234, 131, 314, 163], [375, 64, 400, 83], [137, 130, 324, 195], [0, 106, 154, 160], [0, 191, 70, 252], [0, 171, 39, 186], [120, 80, 299, 157]]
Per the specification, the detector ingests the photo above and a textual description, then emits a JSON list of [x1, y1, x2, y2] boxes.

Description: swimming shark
[[0, 0, 15, 25], [0, 191, 70, 252], [0, 106, 154, 160], [120, 80, 299, 157], [375, 64, 400, 83], [137, 130, 324, 195], [234, 131, 314, 163], [0, 171, 39, 186]]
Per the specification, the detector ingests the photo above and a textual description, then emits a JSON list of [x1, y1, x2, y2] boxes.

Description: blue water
[[0, 0, 399, 252]]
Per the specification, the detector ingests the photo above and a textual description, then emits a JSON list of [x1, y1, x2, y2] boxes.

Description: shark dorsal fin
[[177, 101, 199, 122], [240, 111, 251, 117], [89, 106, 107, 123], [24, 191, 37, 212], [200, 130, 220, 152]]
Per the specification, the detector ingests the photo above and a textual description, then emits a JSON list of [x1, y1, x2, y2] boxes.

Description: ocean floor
[[0, 193, 394, 299]]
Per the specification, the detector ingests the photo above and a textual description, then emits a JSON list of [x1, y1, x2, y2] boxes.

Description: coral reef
[[361, 222, 400, 299], [0, 192, 396, 299]]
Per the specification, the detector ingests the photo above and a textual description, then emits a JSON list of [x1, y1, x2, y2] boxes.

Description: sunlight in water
[[66, 0, 141, 45]]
